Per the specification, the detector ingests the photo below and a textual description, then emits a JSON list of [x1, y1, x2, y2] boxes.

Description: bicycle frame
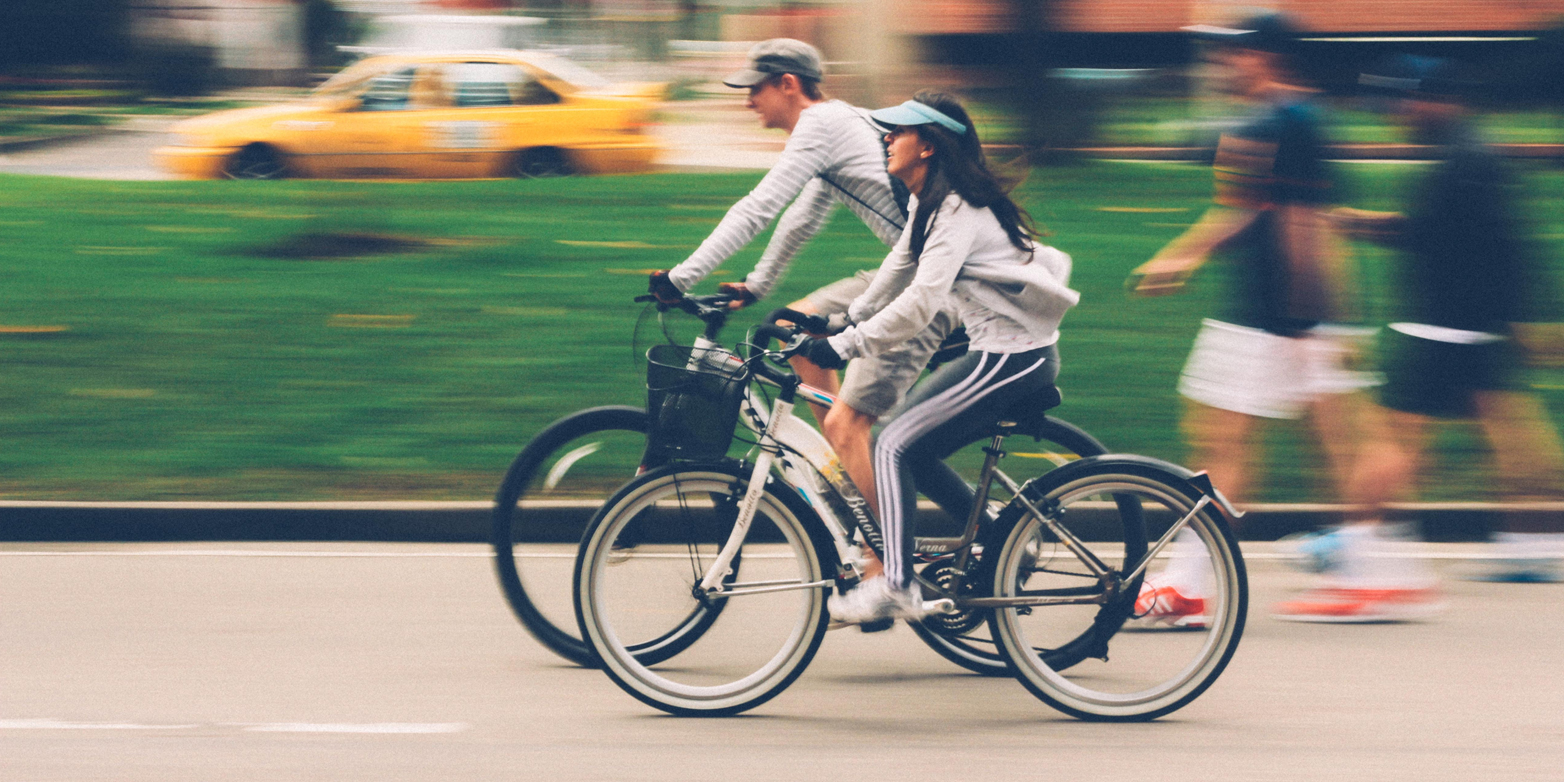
[[686, 334, 1118, 610]]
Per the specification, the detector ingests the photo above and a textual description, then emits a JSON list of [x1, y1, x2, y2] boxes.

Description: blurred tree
[[303, 0, 364, 69], [0, 0, 131, 68], [1537, 19, 1564, 150], [135, 43, 219, 97], [1002, 0, 1095, 162]]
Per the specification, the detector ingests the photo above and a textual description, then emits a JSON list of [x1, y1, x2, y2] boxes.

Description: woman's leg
[[873, 348, 1057, 590]]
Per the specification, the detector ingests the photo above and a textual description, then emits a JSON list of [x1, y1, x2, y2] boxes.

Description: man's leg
[[1273, 406, 1442, 621], [1181, 399, 1261, 505], [1475, 390, 1564, 508], [1306, 391, 1368, 507], [1472, 390, 1564, 580]]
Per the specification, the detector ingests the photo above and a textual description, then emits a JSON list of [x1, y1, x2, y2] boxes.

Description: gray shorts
[[803, 269, 957, 418]]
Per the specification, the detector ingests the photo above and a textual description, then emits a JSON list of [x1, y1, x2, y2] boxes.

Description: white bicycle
[[492, 292, 1110, 674], [572, 294, 1250, 720]]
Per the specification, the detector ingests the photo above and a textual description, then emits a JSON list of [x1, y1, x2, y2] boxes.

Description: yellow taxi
[[155, 51, 661, 179]]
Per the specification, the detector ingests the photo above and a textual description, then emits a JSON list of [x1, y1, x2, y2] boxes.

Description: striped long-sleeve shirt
[[667, 100, 905, 298]]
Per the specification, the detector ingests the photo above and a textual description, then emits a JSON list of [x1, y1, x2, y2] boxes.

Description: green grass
[[1093, 96, 1564, 146], [0, 164, 1561, 501]]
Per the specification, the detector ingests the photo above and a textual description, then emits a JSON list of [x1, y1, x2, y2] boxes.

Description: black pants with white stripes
[[873, 345, 1059, 589]]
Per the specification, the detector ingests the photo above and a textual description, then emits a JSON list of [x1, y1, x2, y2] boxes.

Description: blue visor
[[869, 100, 967, 135]]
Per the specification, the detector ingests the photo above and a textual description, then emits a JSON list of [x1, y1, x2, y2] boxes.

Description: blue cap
[[869, 100, 967, 135]]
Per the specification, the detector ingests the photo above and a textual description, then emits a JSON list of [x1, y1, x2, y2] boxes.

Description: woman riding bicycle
[[796, 92, 1080, 625]]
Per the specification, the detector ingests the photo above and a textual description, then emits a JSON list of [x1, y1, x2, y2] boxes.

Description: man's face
[[745, 76, 791, 130], [1212, 47, 1275, 97]]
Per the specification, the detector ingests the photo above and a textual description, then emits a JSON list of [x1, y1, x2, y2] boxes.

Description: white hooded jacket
[[829, 193, 1078, 360]]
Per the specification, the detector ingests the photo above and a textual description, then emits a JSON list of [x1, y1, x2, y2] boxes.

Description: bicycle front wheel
[[492, 406, 650, 667], [574, 464, 831, 716], [988, 458, 1247, 721]]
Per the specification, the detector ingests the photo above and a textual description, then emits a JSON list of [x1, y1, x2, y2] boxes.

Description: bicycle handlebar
[[635, 292, 805, 390], [750, 323, 804, 357], [635, 291, 737, 341], [762, 307, 829, 335]]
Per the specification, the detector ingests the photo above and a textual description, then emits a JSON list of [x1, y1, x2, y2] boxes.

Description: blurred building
[[893, 0, 1564, 34], [131, 0, 307, 85], [124, 1, 1564, 93]]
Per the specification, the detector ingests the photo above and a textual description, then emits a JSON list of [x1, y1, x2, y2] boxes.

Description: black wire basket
[[645, 343, 749, 463]]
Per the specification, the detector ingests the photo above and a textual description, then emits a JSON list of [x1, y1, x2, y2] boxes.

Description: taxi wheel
[[224, 145, 288, 180], [512, 148, 573, 178]]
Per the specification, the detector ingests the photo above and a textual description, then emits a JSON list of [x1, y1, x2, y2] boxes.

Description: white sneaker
[[828, 577, 924, 625]]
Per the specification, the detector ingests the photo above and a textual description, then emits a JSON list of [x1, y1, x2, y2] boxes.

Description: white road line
[[0, 548, 1518, 561], [0, 719, 201, 731], [239, 722, 467, 734], [0, 550, 494, 558], [0, 719, 467, 735]]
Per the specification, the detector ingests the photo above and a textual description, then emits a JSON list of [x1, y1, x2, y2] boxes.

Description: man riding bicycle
[[648, 38, 958, 525]]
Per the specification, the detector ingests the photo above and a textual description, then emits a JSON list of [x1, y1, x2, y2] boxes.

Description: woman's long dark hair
[[903, 91, 1041, 262]]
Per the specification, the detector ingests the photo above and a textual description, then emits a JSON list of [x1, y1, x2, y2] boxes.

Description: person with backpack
[[648, 39, 958, 521]]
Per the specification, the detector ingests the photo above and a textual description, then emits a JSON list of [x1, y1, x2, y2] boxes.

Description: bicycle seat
[[991, 385, 1063, 435]]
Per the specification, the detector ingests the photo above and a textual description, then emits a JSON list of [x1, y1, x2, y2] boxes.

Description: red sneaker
[[1272, 586, 1444, 623], [1132, 581, 1208, 629]]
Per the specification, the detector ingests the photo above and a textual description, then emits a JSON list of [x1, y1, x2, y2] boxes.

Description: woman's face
[[884, 126, 933, 185]]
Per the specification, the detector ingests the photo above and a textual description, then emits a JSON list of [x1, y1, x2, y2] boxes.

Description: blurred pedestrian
[[646, 38, 958, 520], [1333, 55, 1564, 585], [1127, 13, 1434, 624]]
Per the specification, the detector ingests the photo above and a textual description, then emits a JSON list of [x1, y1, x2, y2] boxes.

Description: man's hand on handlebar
[[648, 270, 683, 305], [716, 282, 758, 310]]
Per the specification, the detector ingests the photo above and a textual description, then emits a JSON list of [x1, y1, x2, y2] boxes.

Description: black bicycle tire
[[909, 415, 1109, 676], [573, 461, 835, 716], [987, 458, 1248, 721], [491, 406, 653, 667]]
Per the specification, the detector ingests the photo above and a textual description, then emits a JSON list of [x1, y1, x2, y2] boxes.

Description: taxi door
[[309, 65, 424, 177], [410, 62, 530, 178]]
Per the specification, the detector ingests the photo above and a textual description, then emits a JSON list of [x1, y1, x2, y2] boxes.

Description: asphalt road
[[2, 541, 1560, 781]]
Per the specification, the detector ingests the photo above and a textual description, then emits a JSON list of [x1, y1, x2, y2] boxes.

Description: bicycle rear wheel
[[574, 464, 831, 716], [987, 458, 1247, 721], [492, 406, 651, 667], [909, 416, 1107, 676]]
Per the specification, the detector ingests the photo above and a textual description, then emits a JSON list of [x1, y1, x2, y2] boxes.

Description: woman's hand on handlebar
[[716, 282, 758, 310], [763, 306, 831, 335], [794, 336, 846, 370]]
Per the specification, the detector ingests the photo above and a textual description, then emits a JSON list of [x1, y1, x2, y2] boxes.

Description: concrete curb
[[5, 500, 1554, 543]]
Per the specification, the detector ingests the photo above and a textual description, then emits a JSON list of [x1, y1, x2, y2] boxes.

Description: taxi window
[[446, 62, 559, 107], [358, 67, 416, 111]]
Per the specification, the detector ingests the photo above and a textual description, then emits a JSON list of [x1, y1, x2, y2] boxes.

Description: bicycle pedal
[[921, 598, 957, 615], [859, 617, 895, 633]]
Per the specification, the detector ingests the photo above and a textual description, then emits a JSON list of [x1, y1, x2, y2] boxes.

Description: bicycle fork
[[696, 395, 800, 596]]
